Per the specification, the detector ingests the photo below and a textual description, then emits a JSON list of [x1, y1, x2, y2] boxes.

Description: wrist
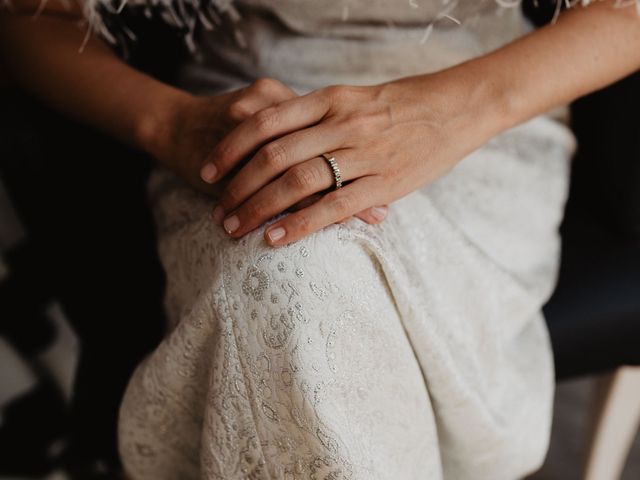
[[380, 62, 519, 152], [442, 58, 525, 138], [442, 63, 519, 139], [134, 83, 194, 161]]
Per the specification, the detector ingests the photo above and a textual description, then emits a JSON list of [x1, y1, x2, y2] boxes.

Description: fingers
[[200, 89, 330, 183], [263, 175, 384, 246], [225, 78, 297, 123], [287, 193, 323, 212], [216, 123, 348, 213], [215, 153, 364, 238], [355, 205, 388, 224], [286, 197, 390, 227], [201, 78, 298, 183]]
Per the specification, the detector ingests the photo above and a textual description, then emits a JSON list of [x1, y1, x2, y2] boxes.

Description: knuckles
[[322, 84, 379, 108], [260, 141, 288, 170], [323, 84, 361, 103], [254, 107, 281, 135], [318, 84, 393, 140], [251, 77, 286, 97], [227, 77, 295, 124], [326, 191, 356, 216], [227, 101, 252, 122], [322, 85, 347, 102], [285, 165, 319, 192]]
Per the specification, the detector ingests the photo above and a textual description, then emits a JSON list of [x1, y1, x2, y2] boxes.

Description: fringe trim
[[80, 0, 246, 55], [5, 0, 640, 55]]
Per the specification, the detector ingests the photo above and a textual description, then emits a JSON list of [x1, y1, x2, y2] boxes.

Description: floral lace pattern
[[118, 116, 575, 479]]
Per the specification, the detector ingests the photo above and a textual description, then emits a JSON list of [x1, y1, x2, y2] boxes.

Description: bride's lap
[[119, 185, 442, 479], [119, 117, 574, 479]]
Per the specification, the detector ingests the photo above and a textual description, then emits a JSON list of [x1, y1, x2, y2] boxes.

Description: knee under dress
[[117, 1, 577, 479]]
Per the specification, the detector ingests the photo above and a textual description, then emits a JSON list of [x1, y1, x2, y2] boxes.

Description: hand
[[145, 78, 297, 195], [201, 73, 496, 246], [146, 77, 388, 225]]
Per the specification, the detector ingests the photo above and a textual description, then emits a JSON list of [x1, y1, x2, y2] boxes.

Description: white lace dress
[[117, 2, 577, 479]]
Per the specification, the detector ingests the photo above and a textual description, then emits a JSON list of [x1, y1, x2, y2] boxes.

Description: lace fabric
[[118, 115, 576, 479]]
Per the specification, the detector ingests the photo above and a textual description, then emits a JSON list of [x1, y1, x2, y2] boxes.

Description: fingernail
[[371, 206, 387, 221], [266, 226, 286, 243], [223, 215, 240, 234], [201, 163, 218, 183], [212, 205, 225, 224]]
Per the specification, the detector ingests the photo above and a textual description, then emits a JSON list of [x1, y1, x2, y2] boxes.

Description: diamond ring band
[[321, 153, 343, 190]]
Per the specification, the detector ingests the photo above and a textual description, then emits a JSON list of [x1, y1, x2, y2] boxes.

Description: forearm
[[390, 1, 640, 150], [0, 6, 190, 154], [479, 1, 640, 132]]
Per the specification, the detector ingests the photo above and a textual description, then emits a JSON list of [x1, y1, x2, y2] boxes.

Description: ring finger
[[218, 150, 361, 238], [216, 122, 349, 214]]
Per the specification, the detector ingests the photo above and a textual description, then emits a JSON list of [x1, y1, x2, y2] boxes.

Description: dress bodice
[[235, 0, 503, 34], [177, 0, 535, 96]]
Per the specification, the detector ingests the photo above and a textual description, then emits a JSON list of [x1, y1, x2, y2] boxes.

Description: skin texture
[[150, 79, 390, 222], [1, 1, 640, 246]]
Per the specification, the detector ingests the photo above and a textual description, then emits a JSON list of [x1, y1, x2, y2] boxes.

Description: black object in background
[[522, 0, 640, 379], [0, 15, 185, 478], [543, 71, 640, 380], [0, 89, 166, 478]]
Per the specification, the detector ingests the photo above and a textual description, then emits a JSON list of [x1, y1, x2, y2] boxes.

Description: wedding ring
[[321, 153, 343, 190]]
